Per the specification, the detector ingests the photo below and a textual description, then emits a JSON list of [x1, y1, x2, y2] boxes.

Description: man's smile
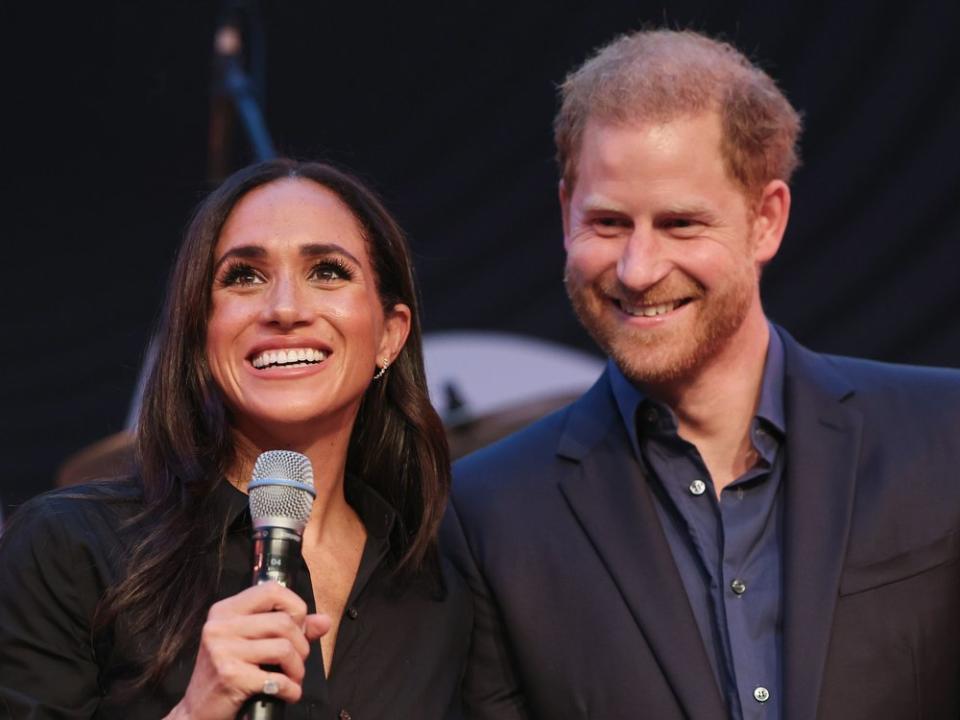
[[614, 297, 693, 318]]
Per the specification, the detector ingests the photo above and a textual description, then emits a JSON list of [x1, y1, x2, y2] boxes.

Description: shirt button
[[688, 479, 707, 496], [339, 710, 352, 720], [754, 686, 770, 703], [645, 408, 658, 423], [346, 606, 359, 620], [730, 579, 747, 595]]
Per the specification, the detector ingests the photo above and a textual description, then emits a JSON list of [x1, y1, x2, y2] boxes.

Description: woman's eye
[[310, 260, 353, 282], [219, 263, 263, 287]]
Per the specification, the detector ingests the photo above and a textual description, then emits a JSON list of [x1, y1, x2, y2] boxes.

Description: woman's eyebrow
[[300, 243, 361, 266], [213, 244, 266, 272], [213, 242, 362, 273]]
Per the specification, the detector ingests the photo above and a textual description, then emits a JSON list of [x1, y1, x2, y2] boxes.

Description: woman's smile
[[205, 178, 409, 437]]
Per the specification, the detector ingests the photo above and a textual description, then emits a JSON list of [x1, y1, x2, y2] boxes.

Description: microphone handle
[[237, 527, 303, 720]]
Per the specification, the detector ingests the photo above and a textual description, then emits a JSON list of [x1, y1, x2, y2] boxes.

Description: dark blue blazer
[[443, 329, 960, 719]]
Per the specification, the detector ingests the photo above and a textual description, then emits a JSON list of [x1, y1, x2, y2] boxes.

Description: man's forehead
[[569, 111, 753, 206], [580, 110, 722, 150], [574, 112, 722, 174]]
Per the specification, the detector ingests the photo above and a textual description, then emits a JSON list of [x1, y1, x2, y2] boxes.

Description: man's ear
[[752, 179, 791, 266]]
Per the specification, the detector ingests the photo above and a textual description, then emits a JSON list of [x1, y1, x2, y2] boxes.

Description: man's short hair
[[555, 29, 802, 198]]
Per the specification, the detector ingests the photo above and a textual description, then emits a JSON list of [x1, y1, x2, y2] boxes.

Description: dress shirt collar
[[610, 322, 787, 457], [210, 472, 398, 541]]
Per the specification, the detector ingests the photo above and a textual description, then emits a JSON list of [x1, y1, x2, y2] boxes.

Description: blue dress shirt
[[610, 327, 786, 719]]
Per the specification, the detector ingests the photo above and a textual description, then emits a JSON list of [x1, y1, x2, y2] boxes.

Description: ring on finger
[[262, 675, 280, 696]]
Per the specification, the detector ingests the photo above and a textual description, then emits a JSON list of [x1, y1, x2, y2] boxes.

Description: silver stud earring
[[373, 358, 390, 381]]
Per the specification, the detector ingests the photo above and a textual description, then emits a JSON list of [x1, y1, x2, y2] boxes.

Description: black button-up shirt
[[611, 327, 787, 719], [0, 476, 471, 719]]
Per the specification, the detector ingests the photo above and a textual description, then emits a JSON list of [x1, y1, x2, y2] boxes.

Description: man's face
[[562, 111, 782, 387]]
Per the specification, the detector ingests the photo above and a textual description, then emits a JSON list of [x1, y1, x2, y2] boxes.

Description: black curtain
[[3, 1, 959, 508]]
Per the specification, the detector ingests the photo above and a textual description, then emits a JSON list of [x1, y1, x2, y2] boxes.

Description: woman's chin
[[232, 402, 361, 446]]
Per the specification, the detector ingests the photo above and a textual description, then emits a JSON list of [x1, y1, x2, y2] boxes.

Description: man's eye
[[662, 217, 700, 230], [592, 216, 631, 233], [219, 263, 263, 287], [310, 260, 354, 282], [660, 217, 703, 234]]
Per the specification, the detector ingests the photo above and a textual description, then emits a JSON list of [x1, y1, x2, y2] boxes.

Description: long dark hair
[[96, 159, 450, 690]]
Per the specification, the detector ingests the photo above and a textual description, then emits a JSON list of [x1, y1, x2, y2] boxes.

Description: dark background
[[3, 1, 959, 510]]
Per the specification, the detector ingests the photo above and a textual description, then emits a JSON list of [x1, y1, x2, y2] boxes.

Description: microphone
[[238, 450, 316, 720]]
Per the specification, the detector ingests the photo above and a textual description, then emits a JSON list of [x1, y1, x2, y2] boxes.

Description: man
[[443, 29, 960, 720]]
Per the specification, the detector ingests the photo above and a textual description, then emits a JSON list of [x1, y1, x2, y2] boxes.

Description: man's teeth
[[251, 348, 327, 369], [621, 300, 682, 317]]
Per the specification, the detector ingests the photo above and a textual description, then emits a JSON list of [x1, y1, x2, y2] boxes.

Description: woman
[[0, 160, 471, 718]]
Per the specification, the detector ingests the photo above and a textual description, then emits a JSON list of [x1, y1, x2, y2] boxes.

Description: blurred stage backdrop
[[2, 1, 959, 513]]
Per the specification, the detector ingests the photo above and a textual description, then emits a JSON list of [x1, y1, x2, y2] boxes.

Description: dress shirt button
[[644, 407, 658, 423], [688, 479, 707, 496], [346, 606, 359, 620], [339, 710, 352, 720], [730, 579, 747, 595], [754, 686, 770, 703]]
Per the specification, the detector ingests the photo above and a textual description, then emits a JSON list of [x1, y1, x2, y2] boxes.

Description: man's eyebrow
[[581, 196, 630, 214], [579, 198, 718, 219], [213, 242, 362, 272], [659, 203, 715, 216]]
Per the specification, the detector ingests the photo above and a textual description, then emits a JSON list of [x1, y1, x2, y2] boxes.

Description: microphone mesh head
[[248, 451, 316, 533]]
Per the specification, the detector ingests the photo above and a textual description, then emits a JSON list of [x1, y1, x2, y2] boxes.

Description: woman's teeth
[[251, 348, 327, 369]]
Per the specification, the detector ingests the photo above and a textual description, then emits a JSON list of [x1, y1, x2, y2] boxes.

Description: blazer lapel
[[779, 332, 863, 720], [557, 372, 727, 720]]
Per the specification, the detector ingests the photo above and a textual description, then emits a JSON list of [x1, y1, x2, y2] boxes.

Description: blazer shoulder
[[454, 402, 572, 488], [823, 353, 960, 406], [448, 400, 587, 546], [452, 370, 619, 505], [1, 477, 143, 556]]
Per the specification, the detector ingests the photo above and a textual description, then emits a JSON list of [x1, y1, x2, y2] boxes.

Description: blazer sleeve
[[441, 498, 530, 720], [0, 496, 106, 719]]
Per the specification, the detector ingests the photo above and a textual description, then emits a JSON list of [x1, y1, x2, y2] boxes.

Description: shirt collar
[[610, 322, 787, 457], [211, 473, 398, 541]]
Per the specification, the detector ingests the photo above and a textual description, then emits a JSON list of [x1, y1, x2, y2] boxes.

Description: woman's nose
[[260, 276, 312, 328]]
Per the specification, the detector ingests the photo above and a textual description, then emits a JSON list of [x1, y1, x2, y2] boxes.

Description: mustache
[[566, 269, 705, 306]]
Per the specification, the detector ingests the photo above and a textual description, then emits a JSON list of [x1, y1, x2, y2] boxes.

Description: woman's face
[[206, 178, 410, 445]]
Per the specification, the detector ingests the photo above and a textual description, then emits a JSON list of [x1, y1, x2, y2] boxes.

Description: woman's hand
[[164, 582, 330, 720]]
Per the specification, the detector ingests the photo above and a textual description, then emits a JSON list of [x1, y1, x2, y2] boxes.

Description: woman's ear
[[378, 303, 412, 365]]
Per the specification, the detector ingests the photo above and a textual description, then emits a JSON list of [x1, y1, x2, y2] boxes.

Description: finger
[[200, 613, 308, 662], [251, 670, 303, 705], [211, 582, 309, 621], [234, 638, 307, 682], [215, 611, 311, 657], [304, 613, 332, 641]]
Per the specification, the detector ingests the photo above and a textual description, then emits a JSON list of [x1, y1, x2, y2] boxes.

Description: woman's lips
[[249, 347, 329, 369]]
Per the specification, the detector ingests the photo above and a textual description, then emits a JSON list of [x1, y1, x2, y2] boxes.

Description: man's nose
[[261, 275, 312, 328], [616, 227, 671, 291]]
